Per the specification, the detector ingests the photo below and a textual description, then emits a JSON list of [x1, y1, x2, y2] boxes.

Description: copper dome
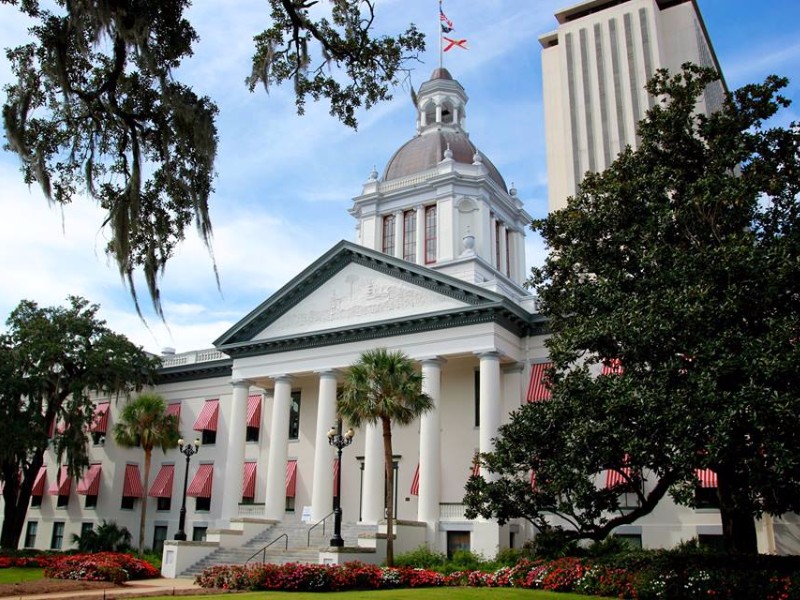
[[382, 130, 507, 190]]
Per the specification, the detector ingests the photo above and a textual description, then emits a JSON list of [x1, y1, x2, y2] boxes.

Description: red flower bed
[[44, 552, 159, 583], [0, 555, 56, 568]]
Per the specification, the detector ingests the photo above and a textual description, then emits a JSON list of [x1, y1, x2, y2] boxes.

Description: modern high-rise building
[[539, 0, 726, 211]]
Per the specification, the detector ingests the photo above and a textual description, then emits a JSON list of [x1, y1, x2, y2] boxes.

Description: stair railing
[[307, 511, 335, 547], [244, 533, 288, 565]]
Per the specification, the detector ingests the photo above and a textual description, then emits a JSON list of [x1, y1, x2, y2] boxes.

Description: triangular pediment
[[256, 262, 470, 339], [214, 241, 535, 356]]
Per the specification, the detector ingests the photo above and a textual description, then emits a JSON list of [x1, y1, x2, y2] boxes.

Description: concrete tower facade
[[540, 0, 725, 210]]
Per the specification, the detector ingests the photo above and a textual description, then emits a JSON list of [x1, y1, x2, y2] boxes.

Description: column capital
[[231, 378, 251, 389], [475, 350, 501, 361], [420, 356, 447, 368], [273, 374, 294, 385], [314, 369, 340, 379]]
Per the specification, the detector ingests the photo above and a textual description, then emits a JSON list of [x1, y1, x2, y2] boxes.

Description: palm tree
[[338, 348, 433, 566], [113, 393, 179, 555]]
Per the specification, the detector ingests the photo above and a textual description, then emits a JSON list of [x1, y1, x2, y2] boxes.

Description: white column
[[478, 352, 501, 480], [360, 422, 384, 524], [394, 210, 403, 258], [311, 370, 338, 522], [415, 204, 425, 265], [418, 358, 444, 540], [489, 215, 497, 268], [265, 375, 292, 520], [498, 224, 508, 277], [220, 379, 251, 524]]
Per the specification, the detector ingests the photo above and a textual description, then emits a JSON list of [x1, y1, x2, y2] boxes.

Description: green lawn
[[0, 567, 45, 584], [148, 589, 612, 600]]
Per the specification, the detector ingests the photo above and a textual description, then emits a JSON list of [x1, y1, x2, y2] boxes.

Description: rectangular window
[[192, 527, 208, 542], [424, 206, 437, 263], [92, 432, 105, 445], [695, 486, 720, 510], [50, 522, 65, 549], [153, 525, 168, 555], [495, 221, 502, 268], [288, 392, 301, 440], [85, 495, 98, 509], [195, 496, 211, 511], [157, 497, 172, 511], [201, 429, 216, 445], [505, 229, 511, 276], [245, 426, 260, 442], [446, 531, 470, 559], [474, 370, 480, 427], [285, 496, 296, 513], [24, 522, 37, 548], [30, 495, 42, 508], [403, 209, 416, 261], [56, 494, 69, 508], [80, 522, 94, 539], [382, 214, 396, 256], [121, 496, 136, 510]]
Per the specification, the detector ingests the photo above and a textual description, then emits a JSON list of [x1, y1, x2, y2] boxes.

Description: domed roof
[[383, 130, 507, 190]]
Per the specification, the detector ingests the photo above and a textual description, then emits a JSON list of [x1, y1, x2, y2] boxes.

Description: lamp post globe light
[[174, 437, 200, 541], [327, 423, 355, 547]]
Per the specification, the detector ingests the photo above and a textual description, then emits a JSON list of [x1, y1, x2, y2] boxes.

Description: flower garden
[[195, 552, 800, 599], [0, 552, 159, 583]]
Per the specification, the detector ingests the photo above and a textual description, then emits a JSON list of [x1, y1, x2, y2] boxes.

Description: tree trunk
[[1, 454, 43, 549], [382, 417, 395, 567], [139, 449, 152, 556], [717, 470, 758, 553]]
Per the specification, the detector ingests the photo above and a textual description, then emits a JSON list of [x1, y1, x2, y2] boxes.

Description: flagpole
[[438, 0, 443, 70]]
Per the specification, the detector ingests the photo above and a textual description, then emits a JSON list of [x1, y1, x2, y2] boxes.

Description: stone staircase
[[180, 520, 376, 578]]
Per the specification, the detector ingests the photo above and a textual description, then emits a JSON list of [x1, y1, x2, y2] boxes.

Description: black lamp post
[[327, 422, 354, 547], [174, 437, 200, 541]]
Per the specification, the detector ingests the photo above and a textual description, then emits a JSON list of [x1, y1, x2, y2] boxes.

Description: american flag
[[440, 7, 454, 33]]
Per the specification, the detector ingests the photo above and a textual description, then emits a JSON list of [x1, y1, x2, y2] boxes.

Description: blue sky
[[0, 0, 798, 354]]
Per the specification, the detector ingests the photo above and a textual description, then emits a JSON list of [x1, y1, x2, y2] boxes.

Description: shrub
[[44, 552, 159, 583], [394, 545, 447, 569], [70, 521, 132, 553]]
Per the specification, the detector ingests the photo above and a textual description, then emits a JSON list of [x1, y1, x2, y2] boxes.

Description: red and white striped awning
[[166, 403, 181, 421], [527, 362, 553, 402], [90, 402, 110, 434], [530, 471, 537, 491], [193, 400, 219, 432], [148, 464, 175, 498], [123, 464, 144, 498], [48, 466, 71, 496], [246, 394, 262, 428], [696, 468, 718, 488], [602, 358, 624, 375], [187, 464, 214, 498], [410, 463, 420, 496], [242, 461, 257, 499], [472, 461, 480, 477], [333, 459, 340, 497], [77, 464, 102, 496], [606, 455, 632, 488], [31, 466, 47, 496], [285, 460, 298, 498]]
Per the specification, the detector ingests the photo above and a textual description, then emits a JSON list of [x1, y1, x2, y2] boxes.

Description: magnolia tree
[[464, 65, 800, 553]]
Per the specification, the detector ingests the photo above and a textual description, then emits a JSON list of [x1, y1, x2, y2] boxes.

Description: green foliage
[[0, 296, 156, 549], [448, 550, 486, 572], [70, 521, 132, 553], [464, 64, 800, 553], [394, 545, 448, 570], [338, 348, 433, 566], [2, 0, 423, 315], [249, 1, 425, 129], [113, 392, 179, 555]]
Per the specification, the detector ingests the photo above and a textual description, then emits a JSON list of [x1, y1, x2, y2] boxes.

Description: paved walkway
[[8, 577, 206, 600]]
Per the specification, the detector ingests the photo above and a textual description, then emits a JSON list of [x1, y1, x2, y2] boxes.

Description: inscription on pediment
[[256, 263, 469, 339]]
